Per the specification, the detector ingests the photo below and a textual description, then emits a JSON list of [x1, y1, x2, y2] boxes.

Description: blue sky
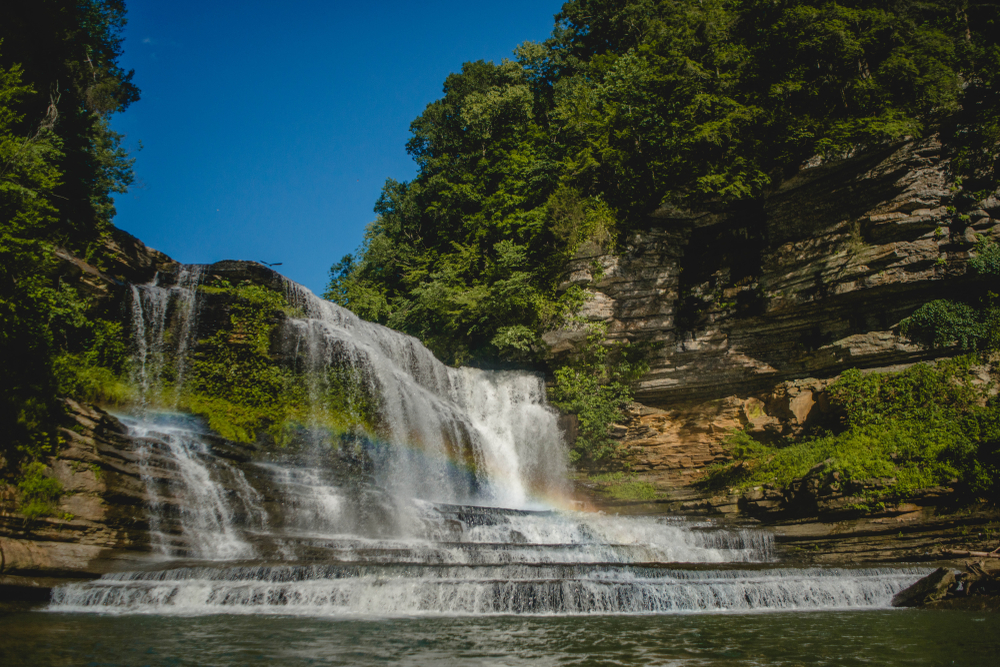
[[112, 1, 564, 295]]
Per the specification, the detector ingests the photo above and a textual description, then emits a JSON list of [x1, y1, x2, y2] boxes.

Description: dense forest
[[1, 1, 138, 489], [328, 0, 1000, 467]]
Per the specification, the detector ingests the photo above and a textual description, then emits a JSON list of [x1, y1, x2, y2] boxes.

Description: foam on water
[[51, 564, 928, 616]]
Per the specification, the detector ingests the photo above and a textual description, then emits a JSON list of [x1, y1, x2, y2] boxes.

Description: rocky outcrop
[[893, 560, 1000, 609], [552, 136, 995, 399], [892, 567, 956, 606], [552, 136, 999, 475], [53, 227, 177, 304], [0, 401, 152, 592]]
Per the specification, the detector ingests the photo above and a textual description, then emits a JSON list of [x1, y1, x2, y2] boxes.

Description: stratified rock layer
[[550, 136, 999, 478], [0, 401, 152, 590]]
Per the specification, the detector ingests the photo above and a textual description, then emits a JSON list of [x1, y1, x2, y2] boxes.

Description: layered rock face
[[0, 401, 152, 590], [1, 233, 178, 593], [549, 136, 998, 475]]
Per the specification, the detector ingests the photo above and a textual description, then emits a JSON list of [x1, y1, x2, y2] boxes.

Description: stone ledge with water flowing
[[0, 258, 939, 614]]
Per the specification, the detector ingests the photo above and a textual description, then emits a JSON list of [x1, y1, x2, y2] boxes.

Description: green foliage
[[966, 400, 1000, 500], [589, 471, 661, 501], [54, 353, 134, 406], [329, 0, 1000, 381], [549, 324, 648, 464], [1, 58, 69, 470], [183, 280, 378, 445], [1, 2, 139, 490], [901, 235, 1000, 351], [828, 359, 982, 427], [52, 319, 134, 405], [704, 357, 1000, 506], [969, 235, 1000, 277], [706, 419, 969, 500], [17, 461, 63, 519]]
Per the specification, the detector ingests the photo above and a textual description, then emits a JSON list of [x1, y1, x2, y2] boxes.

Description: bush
[[549, 323, 648, 464], [17, 461, 63, 519], [969, 236, 1000, 277], [900, 300, 997, 351]]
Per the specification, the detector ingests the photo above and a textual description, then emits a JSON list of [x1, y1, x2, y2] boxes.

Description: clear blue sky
[[112, 0, 564, 295]]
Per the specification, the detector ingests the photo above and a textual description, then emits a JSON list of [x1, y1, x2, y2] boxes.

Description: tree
[[0, 1, 140, 478]]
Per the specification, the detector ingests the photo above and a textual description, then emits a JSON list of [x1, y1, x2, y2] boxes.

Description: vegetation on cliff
[[1, 2, 139, 487], [181, 279, 378, 446], [548, 323, 649, 463], [706, 355, 1000, 506], [902, 235, 1000, 352], [327, 0, 1000, 463], [329, 0, 1000, 361]]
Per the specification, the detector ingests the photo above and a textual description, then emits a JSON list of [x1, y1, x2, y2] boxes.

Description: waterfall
[[127, 265, 205, 406], [129, 413, 261, 560], [281, 284, 567, 509], [49, 263, 931, 616], [50, 565, 928, 615]]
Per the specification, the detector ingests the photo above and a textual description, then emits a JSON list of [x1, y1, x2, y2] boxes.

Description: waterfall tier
[[49, 263, 929, 617], [51, 564, 924, 616]]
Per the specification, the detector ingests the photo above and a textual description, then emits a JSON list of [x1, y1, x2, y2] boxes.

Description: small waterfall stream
[[48, 264, 928, 615]]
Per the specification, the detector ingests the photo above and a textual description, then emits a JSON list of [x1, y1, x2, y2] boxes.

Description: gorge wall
[[547, 136, 999, 482]]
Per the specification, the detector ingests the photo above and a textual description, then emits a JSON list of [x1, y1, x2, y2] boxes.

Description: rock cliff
[[0, 401, 151, 594], [550, 136, 999, 479]]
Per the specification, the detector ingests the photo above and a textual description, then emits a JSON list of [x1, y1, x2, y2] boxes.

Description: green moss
[[588, 472, 663, 501], [181, 279, 378, 446], [17, 461, 63, 519]]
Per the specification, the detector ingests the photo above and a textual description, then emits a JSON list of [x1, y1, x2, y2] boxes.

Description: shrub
[[17, 461, 63, 519], [900, 300, 996, 351], [549, 323, 648, 464], [969, 236, 1000, 277]]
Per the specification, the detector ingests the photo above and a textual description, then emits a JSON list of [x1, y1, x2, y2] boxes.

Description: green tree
[[0, 1, 139, 506]]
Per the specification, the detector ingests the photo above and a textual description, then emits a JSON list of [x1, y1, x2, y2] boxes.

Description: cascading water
[[130, 413, 260, 560], [128, 265, 205, 406], [49, 264, 929, 615], [280, 283, 568, 509]]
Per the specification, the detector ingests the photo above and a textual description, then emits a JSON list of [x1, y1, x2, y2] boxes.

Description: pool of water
[[2, 609, 997, 666]]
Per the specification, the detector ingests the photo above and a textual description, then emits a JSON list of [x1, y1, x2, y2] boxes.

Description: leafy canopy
[[329, 0, 1000, 369]]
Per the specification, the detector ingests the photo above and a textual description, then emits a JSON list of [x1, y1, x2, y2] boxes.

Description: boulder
[[891, 567, 956, 607]]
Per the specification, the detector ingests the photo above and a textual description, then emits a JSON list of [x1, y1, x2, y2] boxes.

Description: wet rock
[[891, 567, 956, 607], [1, 401, 153, 587]]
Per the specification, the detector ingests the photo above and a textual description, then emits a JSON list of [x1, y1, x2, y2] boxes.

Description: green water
[[1, 610, 997, 666]]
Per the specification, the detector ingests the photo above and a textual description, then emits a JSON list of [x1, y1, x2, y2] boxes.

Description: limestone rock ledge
[[0, 401, 152, 593], [548, 136, 998, 410]]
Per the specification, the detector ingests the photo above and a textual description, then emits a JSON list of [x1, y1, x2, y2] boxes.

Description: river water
[[3, 609, 998, 666]]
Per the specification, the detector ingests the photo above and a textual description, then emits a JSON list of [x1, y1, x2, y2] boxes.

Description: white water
[[282, 282, 566, 509], [49, 263, 930, 616], [128, 266, 205, 406], [51, 563, 926, 616], [129, 414, 258, 560]]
